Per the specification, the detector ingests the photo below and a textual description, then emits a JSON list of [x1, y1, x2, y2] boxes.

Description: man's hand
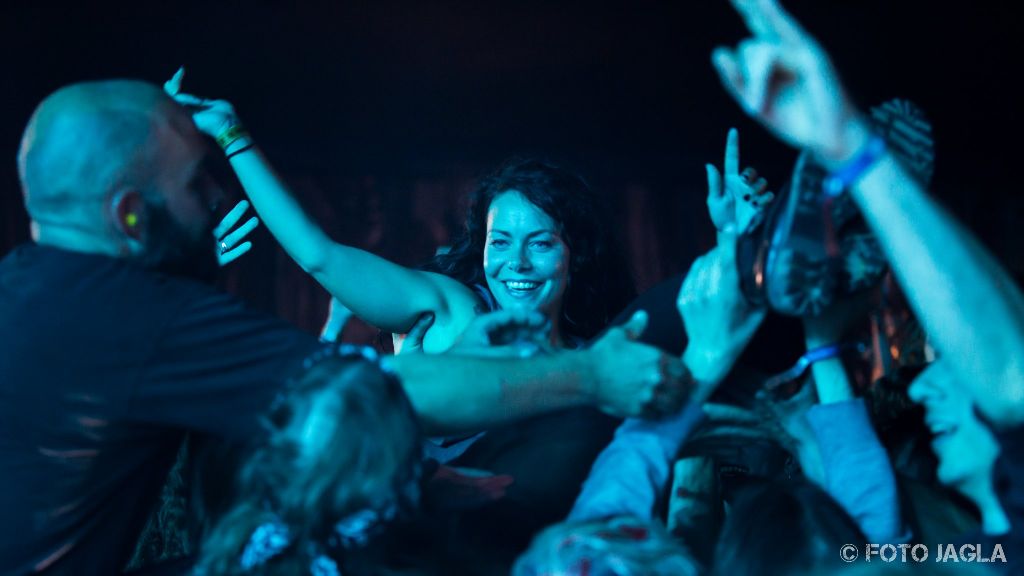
[[587, 310, 689, 418], [678, 234, 766, 389], [712, 0, 869, 165], [706, 128, 774, 236], [213, 200, 259, 266]]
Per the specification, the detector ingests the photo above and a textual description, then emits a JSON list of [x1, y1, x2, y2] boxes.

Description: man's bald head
[[17, 80, 199, 245]]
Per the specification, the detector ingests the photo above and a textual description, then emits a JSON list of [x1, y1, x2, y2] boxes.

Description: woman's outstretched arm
[[165, 71, 479, 344]]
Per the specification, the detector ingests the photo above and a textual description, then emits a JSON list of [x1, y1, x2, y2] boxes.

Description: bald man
[[1, 81, 322, 574], [0, 81, 686, 574]]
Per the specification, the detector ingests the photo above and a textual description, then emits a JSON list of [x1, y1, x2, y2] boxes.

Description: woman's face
[[907, 361, 1000, 490], [483, 191, 570, 321]]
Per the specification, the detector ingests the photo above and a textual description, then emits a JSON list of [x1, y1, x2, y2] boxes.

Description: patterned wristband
[[215, 124, 250, 151]]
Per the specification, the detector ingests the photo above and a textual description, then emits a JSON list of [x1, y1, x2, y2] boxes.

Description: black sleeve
[[130, 284, 322, 443]]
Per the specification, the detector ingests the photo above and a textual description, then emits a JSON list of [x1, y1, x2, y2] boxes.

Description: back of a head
[[713, 480, 866, 576], [17, 80, 180, 243], [197, 348, 422, 575]]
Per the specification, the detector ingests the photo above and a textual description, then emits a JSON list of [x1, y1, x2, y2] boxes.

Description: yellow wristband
[[215, 124, 249, 151]]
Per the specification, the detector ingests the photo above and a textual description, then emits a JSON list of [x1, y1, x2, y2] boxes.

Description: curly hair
[[424, 158, 635, 341], [195, 352, 421, 575]]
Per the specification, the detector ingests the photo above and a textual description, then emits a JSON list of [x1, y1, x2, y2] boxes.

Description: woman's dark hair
[[713, 479, 866, 575], [425, 158, 635, 341], [196, 352, 421, 575]]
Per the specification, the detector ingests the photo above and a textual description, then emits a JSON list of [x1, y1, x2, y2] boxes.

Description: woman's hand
[[163, 67, 243, 141], [706, 128, 774, 236]]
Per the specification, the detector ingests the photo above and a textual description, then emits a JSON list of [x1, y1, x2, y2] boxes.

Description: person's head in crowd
[[713, 480, 865, 575], [512, 515, 700, 576], [426, 158, 635, 342], [907, 361, 1007, 532], [196, 348, 422, 575], [17, 80, 225, 280]]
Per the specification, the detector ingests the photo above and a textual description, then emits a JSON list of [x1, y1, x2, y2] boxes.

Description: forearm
[[807, 399, 903, 542], [384, 350, 595, 436], [228, 147, 335, 274], [850, 152, 1024, 425], [228, 148, 463, 334], [569, 404, 704, 521], [810, 358, 853, 404]]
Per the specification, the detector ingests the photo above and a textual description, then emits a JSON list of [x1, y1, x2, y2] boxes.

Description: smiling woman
[[907, 361, 1010, 536], [426, 158, 635, 345]]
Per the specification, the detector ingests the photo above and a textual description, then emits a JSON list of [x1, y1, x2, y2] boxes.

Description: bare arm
[[226, 147, 480, 338], [712, 0, 1024, 426], [386, 311, 690, 436], [386, 349, 594, 436], [163, 72, 478, 342], [848, 153, 1024, 425]]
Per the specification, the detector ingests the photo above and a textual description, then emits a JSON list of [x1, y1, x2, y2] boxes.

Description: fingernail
[[743, 194, 751, 201]]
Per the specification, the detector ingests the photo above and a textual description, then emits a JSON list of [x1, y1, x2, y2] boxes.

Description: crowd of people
[[3, 0, 1023, 574]]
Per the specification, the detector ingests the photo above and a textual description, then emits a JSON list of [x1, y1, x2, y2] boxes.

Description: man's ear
[[111, 189, 145, 242]]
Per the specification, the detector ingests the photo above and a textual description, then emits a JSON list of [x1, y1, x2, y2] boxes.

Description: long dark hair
[[425, 158, 635, 341], [196, 350, 421, 575]]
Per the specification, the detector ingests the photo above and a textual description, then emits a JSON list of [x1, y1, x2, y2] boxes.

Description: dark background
[[3, 0, 1020, 337]]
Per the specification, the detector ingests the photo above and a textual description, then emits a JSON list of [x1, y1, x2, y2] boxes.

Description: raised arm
[[165, 70, 479, 344], [799, 300, 904, 542], [713, 0, 1024, 427], [569, 233, 767, 521]]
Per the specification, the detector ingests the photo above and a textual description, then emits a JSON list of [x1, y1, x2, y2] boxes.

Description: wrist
[[809, 357, 853, 403], [764, 342, 863, 395], [573, 348, 602, 407], [682, 345, 729, 392], [819, 116, 873, 169], [216, 123, 255, 158]]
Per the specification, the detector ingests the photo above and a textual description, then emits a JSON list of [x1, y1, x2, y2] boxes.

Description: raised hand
[[678, 233, 766, 387], [712, 0, 868, 164], [164, 67, 243, 141], [706, 128, 774, 236], [588, 310, 689, 418], [213, 200, 259, 266]]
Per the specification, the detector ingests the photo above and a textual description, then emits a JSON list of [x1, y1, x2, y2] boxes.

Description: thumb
[[406, 312, 435, 342], [620, 309, 649, 341]]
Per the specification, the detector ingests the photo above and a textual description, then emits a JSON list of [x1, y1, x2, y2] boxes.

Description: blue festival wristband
[[764, 342, 865, 391], [823, 136, 887, 197]]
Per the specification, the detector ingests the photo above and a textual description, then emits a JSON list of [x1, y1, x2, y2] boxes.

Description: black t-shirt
[[0, 244, 321, 575]]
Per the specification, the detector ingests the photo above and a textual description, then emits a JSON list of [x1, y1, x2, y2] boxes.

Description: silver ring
[[220, 241, 229, 255]]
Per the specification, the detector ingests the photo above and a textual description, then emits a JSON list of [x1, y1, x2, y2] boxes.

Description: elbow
[[297, 244, 330, 277]]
